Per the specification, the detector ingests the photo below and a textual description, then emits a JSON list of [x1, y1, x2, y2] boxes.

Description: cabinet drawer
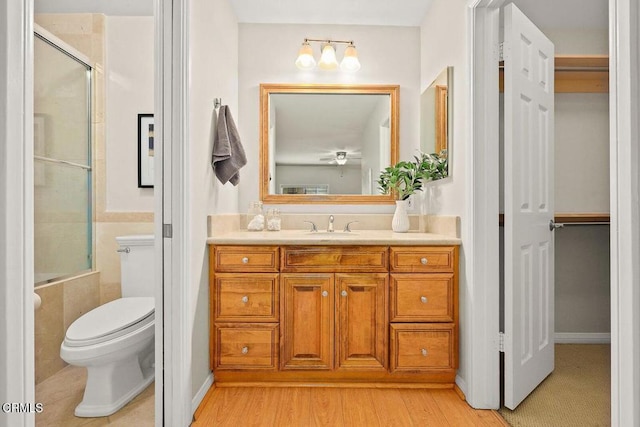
[[390, 323, 456, 372], [214, 273, 279, 322], [214, 246, 279, 272], [390, 274, 454, 322], [282, 246, 388, 272], [214, 323, 279, 370], [390, 247, 455, 273]]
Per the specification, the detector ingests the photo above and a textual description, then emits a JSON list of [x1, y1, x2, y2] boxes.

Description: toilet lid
[[64, 297, 154, 347]]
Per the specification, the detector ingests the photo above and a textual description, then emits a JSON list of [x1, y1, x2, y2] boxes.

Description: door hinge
[[163, 224, 173, 238], [499, 42, 504, 61], [498, 332, 505, 352]]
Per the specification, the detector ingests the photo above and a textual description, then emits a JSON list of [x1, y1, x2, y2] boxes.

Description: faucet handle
[[303, 221, 318, 232], [343, 221, 359, 232]]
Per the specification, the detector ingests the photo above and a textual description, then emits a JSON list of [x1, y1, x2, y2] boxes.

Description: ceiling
[[228, 0, 434, 27], [34, 0, 607, 30]]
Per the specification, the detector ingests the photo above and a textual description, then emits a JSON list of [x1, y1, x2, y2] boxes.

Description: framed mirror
[[420, 66, 453, 180], [260, 83, 399, 204]]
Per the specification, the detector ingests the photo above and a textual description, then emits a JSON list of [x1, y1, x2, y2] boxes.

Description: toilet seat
[[64, 297, 154, 347]]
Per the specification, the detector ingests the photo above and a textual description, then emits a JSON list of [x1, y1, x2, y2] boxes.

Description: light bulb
[[318, 44, 338, 70], [295, 42, 316, 70], [340, 44, 361, 72]]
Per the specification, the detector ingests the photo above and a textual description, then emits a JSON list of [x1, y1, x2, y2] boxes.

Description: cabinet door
[[280, 274, 333, 370], [335, 273, 388, 370]]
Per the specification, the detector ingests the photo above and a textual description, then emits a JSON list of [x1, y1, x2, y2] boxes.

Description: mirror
[[420, 66, 452, 179], [260, 84, 399, 204]]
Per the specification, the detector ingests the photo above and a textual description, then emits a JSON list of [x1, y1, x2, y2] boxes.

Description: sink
[[304, 231, 359, 236]]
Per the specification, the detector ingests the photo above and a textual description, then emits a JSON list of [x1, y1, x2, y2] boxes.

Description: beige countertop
[[206, 229, 460, 246]]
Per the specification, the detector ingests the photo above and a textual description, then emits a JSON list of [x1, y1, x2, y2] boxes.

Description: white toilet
[[60, 235, 155, 417]]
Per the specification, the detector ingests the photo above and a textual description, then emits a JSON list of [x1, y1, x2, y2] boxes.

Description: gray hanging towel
[[211, 105, 247, 186]]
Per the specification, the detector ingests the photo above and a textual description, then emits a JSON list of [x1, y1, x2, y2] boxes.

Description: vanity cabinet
[[389, 246, 458, 372], [211, 246, 280, 371], [280, 272, 388, 371], [209, 244, 458, 385]]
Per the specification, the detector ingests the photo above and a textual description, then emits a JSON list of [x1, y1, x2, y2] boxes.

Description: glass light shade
[[335, 158, 347, 165], [295, 42, 316, 70], [340, 45, 361, 72], [318, 44, 338, 70]]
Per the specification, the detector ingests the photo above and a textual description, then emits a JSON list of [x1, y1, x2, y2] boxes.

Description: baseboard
[[555, 332, 611, 344], [192, 373, 214, 416]]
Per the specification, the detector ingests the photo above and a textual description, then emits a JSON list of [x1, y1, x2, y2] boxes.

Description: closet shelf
[[498, 213, 610, 226], [500, 54, 609, 93]]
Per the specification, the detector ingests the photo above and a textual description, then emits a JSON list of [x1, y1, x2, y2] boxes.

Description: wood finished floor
[[192, 387, 508, 427]]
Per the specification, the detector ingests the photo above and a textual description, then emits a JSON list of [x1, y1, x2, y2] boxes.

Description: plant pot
[[392, 200, 410, 233]]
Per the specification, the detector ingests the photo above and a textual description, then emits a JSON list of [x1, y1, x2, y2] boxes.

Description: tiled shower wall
[[34, 272, 100, 384]]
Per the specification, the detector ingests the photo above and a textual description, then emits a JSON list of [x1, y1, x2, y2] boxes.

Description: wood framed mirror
[[260, 83, 399, 204]]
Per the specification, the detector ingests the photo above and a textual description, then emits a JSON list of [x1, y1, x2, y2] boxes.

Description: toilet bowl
[[61, 297, 154, 417], [60, 235, 155, 417]]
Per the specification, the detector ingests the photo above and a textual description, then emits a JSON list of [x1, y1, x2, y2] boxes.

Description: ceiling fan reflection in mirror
[[319, 151, 362, 165]]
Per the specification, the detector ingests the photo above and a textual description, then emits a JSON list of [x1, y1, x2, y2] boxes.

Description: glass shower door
[[34, 34, 92, 284]]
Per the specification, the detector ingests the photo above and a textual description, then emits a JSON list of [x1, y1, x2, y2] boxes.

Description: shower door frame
[[33, 25, 94, 286]]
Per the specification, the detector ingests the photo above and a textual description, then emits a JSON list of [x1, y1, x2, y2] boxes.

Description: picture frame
[[137, 113, 154, 188]]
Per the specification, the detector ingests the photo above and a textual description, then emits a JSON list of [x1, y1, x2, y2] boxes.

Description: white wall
[[188, 0, 239, 398], [419, 0, 469, 388], [105, 16, 154, 212], [238, 23, 420, 213], [276, 164, 361, 194]]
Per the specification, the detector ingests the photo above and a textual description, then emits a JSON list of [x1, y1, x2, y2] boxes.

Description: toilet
[[60, 235, 155, 417]]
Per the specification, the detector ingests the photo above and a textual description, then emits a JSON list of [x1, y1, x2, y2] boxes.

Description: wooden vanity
[[209, 238, 459, 387]]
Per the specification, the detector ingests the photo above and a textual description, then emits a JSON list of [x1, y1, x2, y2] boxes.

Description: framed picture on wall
[[138, 113, 154, 188]]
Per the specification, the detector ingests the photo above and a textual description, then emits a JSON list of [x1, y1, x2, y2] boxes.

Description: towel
[[212, 105, 247, 186]]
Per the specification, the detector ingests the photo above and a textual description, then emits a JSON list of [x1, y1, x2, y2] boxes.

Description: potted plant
[[377, 151, 447, 232]]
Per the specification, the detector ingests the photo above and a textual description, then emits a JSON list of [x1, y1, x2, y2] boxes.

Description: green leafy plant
[[377, 150, 448, 200]]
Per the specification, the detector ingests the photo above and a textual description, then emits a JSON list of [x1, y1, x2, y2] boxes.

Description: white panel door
[[503, 3, 555, 410]]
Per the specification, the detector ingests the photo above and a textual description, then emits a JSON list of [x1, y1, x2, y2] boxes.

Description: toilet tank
[[116, 235, 155, 297]]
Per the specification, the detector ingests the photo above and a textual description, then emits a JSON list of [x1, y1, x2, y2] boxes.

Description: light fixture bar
[[304, 38, 355, 46], [296, 38, 361, 72]]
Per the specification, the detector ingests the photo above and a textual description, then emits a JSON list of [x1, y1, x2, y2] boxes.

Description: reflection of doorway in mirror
[[435, 85, 448, 153], [379, 118, 390, 174]]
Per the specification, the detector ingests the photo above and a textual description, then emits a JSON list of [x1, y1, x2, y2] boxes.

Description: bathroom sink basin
[[304, 231, 360, 236]]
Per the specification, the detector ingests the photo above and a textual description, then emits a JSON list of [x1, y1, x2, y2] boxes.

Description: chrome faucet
[[327, 215, 334, 232]]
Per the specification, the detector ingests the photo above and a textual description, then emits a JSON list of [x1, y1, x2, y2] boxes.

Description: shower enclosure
[[33, 28, 93, 285]]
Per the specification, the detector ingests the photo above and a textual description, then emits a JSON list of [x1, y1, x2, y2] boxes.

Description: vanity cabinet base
[[209, 244, 459, 387]]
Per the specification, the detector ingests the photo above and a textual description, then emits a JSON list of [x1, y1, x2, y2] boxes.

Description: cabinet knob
[[322, 290, 328, 297], [420, 296, 428, 304], [420, 257, 428, 265], [341, 290, 348, 297], [241, 296, 249, 304], [421, 348, 428, 357], [242, 257, 249, 264], [241, 346, 249, 354]]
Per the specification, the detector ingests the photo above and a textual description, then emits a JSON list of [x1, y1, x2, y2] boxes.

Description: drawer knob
[[242, 257, 249, 264], [241, 346, 249, 355], [420, 257, 428, 265], [322, 290, 328, 297], [421, 348, 428, 357], [420, 296, 428, 304], [241, 296, 249, 304], [341, 290, 348, 297]]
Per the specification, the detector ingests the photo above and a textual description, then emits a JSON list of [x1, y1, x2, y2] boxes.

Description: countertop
[[206, 229, 461, 246]]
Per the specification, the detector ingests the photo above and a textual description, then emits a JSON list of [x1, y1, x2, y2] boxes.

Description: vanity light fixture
[[295, 38, 361, 72]]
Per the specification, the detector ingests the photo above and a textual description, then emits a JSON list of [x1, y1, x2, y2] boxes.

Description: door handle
[[549, 219, 564, 231]]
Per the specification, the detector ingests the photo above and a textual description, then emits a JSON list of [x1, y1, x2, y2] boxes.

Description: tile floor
[[35, 365, 154, 426]]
